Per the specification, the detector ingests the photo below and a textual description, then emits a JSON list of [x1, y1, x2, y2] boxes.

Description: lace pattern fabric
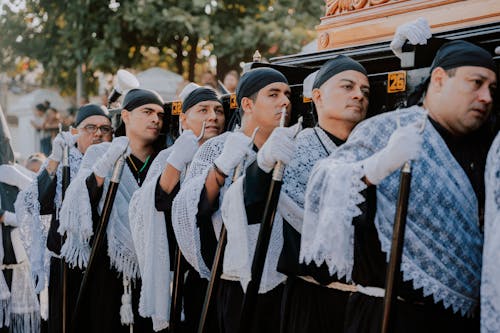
[[129, 147, 173, 331], [301, 106, 482, 316], [171, 133, 231, 279], [278, 127, 338, 233], [481, 132, 500, 332], [58, 142, 140, 280], [15, 147, 82, 283]]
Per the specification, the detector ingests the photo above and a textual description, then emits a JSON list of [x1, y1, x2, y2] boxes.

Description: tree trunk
[[187, 36, 199, 82], [175, 38, 184, 78]]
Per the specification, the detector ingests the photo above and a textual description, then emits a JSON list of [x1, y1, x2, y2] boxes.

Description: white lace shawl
[[171, 132, 233, 279], [301, 106, 482, 316], [58, 142, 140, 280], [15, 147, 82, 281], [1, 191, 41, 332], [278, 127, 338, 233], [129, 147, 173, 332], [481, 132, 500, 332]]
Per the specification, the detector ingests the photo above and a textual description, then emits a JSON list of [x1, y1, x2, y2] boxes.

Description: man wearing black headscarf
[[129, 84, 226, 332], [301, 40, 497, 333], [15, 103, 112, 333], [264, 55, 370, 333], [58, 89, 166, 333], [171, 67, 292, 333]]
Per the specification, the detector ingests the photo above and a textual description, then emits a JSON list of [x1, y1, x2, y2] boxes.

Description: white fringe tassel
[[120, 276, 134, 328]]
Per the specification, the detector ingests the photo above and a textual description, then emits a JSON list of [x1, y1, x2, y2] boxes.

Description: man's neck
[[127, 137, 154, 162], [242, 124, 270, 149], [318, 120, 353, 141]]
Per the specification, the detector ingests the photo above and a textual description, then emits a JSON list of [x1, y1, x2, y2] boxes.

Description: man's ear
[[429, 67, 447, 92], [70, 127, 79, 135], [121, 109, 130, 126], [311, 88, 321, 107], [179, 112, 187, 128], [240, 97, 253, 115]]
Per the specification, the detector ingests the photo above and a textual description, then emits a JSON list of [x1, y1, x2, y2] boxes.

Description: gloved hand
[[214, 132, 253, 176], [257, 124, 299, 173], [48, 132, 79, 162], [0, 164, 33, 190], [1, 211, 17, 226], [167, 130, 199, 171], [390, 18, 432, 59], [363, 122, 423, 185], [92, 136, 130, 178]]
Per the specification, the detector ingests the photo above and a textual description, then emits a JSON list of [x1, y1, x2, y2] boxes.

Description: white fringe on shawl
[[129, 147, 173, 332], [302, 106, 482, 316], [14, 146, 82, 290], [171, 133, 230, 279], [58, 142, 140, 280]]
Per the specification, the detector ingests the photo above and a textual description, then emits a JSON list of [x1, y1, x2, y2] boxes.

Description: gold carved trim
[[325, 0, 392, 17]]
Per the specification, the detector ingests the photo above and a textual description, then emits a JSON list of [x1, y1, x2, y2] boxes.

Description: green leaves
[[0, 0, 322, 94]]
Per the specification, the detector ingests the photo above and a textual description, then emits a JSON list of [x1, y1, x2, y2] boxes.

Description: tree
[[0, 0, 322, 95]]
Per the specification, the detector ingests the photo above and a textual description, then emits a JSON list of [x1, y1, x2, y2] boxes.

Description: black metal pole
[[60, 142, 70, 333], [237, 177, 282, 333], [169, 244, 186, 332], [197, 226, 226, 333], [381, 162, 412, 333], [197, 159, 245, 333], [237, 114, 300, 333], [71, 155, 126, 331]]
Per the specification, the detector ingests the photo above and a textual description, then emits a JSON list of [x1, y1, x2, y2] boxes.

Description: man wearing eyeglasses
[[15, 103, 111, 333]]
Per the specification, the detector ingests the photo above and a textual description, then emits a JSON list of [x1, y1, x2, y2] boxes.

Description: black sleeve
[[85, 173, 104, 207], [197, 186, 219, 269], [37, 169, 57, 215], [242, 160, 273, 225], [154, 177, 180, 212]]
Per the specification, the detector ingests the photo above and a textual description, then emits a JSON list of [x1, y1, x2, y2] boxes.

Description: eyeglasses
[[81, 124, 113, 135]]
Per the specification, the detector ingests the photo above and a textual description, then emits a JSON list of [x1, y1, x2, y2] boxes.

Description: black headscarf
[[182, 87, 221, 113], [115, 88, 165, 138], [409, 40, 497, 105], [74, 104, 110, 127], [313, 55, 367, 89], [236, 68, 288, 107], [122, 88, 164, 111]]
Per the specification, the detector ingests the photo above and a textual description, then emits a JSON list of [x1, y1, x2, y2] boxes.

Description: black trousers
[[48, 257, 83, 333], [344, 292, 479, 333], [280, 277, 349, 333], [180, 269, 218, 333], [217, 279, 283, 333]]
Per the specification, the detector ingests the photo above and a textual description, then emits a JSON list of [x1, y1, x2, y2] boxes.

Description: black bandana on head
[[236, 68, 288, 106], [122, 88, 164, 112], [430, 40, 497, 73], [313, 55, 367, 89], [408, 40, 496, 106], [75, 104, 109, 127], [182, 87, 221, 113]]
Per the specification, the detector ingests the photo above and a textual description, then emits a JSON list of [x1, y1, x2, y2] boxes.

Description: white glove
[[214, 132, 253, 176], [167, 130, 199, 171], [363, 122, 423, 185], [390, 18, 432, 59], [0, 164, 33, 190], [1, 211, 17, 226], [48, 132, 79, 162], [257, 125, 298, 173], [92, 136, 130, 178]]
